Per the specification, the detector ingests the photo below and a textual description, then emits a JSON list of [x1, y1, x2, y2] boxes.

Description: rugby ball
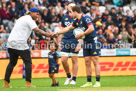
[[73, 28, 85, 39]]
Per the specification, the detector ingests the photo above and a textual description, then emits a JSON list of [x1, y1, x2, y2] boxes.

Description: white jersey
[[7, 15, 38, 50]]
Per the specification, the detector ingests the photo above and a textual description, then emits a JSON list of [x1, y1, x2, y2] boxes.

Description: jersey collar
[[78, 14, 84, 22], [69, 15, 73, 19]]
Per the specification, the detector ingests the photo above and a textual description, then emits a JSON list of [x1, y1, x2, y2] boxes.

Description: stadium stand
[[0, 0, 136, 51]]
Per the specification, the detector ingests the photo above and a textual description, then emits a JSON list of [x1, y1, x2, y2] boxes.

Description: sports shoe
[[25, 81, 36, 88], [70, 80, 76, 85], [64, 78, 71, 85], [93, 81, 101, 87], [80, 82, 92, 87], [2, 80, 12, 88], [51, 82, 59, 87]]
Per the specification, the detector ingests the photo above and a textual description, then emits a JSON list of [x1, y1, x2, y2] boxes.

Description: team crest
[[93, 51, 97, 55], [65, 18, 68, 20]]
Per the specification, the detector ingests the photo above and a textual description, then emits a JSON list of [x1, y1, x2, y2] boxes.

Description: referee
[[2, 8, 57, 88]]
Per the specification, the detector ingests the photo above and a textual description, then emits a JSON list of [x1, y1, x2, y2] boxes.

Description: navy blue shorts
[[61, 40, 79, 54], [83, 42, 100, 57], [48, 64, 59, 74]]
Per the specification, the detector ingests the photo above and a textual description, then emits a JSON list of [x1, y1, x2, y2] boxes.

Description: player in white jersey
[[2, 8, 57, 88]]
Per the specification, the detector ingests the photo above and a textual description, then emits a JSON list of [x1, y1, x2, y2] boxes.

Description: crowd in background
[[0, 0, 136, 51]]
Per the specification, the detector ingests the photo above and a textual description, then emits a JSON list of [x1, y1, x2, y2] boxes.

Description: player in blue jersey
[[48, 40, 59, 87], [59, 3, 82, 85], [56, 5, 101, 87]]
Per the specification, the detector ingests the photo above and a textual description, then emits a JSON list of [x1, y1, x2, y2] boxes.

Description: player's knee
[[49, 74, 53, 78], [72, 58, 78, 64], [85, 60, 90, 66], [92, 56, 99, 66], [10, 62, 17, 67]]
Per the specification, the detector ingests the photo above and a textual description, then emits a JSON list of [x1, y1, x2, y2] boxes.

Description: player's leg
[[61, 54, 72, 85], [61, 41, 72, 85], [69, 42, 79, 85], [70, 55, 78, 84], [91, 56, 101, 87], [19, 49, 35, 88], [80, 56, 93, 87], [91, 43, 101, 87], [49, 73, 58, 86], [3, 48, 18, 88]]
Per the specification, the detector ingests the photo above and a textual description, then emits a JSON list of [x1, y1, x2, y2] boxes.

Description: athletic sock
[[96, 75, 100, 82], [72, 76, 76, 81], [67, 73, 71, 78], [87, 75, 92, 82]]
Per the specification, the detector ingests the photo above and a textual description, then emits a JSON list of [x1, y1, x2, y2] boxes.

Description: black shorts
[[48, 64, 59, 74]]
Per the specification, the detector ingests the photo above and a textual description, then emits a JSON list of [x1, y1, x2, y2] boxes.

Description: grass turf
[[0, 76, 136, 91]]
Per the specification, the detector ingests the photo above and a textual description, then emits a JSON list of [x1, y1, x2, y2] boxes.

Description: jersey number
[[65, 22, 71, 26], [94, 37, 98, 43]]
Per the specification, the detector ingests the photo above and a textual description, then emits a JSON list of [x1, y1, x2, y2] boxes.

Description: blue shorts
[[83, 41, 100, 57], [61, 40, 79, 54], [48, 64, 59, 74]]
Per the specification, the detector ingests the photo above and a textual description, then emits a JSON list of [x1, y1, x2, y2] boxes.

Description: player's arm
[[33, 28, 57, 38], [56, 54, 59, 64], [58, 25, 75, 35], [83, 24, 94, 35], [58, 27, 64, 42], [76, 23, 94, 39]]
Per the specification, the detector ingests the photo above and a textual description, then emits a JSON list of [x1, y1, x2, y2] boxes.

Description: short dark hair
[[72, 5, 81, 13], [48, 40, 58, 51]]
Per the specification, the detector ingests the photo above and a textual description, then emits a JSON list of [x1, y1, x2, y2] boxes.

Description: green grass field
[[0, 76, 136, 91]]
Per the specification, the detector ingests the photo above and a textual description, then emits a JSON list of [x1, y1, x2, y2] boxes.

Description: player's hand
[[51, 32, 58, 38], [76, 33, 84, 39], [75, 43, 81, 52]]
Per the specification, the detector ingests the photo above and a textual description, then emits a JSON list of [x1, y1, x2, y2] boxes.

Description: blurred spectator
[[48, 7, 58, 23], [113, 27, 119, 40], [81, 1, 88, 14], [105, 16, 113, 28], [7, 16, 16, 33], [93, 6, 102, 17], [107, 23, 116, 33], [120, 29, 131, 44], [128, 27, 135, 43], [48, 0, 58, 6], [132, 9, 136, 29], [9, 2, 20, 18], [119, 21, 128, 33], [20, 3, 29, 16], [41, 8, 48, 23], [55, 2, 63, 15], [114, 15, 121, 26], [0, 25, 6, 33], [102, 9, 109, 22], [0, 38, 4, 51], [29, 1, 35, 8], [16, 0, 24, 11], [0, 2, 11, 26], [57, 9, 64, 22], [107, 33, 116, 48], [63, 4, 68, 15], [86, 8, 96, 20], [109, 7, 117, 21], [117, 6, 124, 19], [126, 10, 133, 23]]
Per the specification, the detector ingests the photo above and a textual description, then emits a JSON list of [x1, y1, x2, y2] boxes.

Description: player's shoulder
[[82, 14, 92, 23], [62, 14, 69, 19], [83, 14, 91, 19]]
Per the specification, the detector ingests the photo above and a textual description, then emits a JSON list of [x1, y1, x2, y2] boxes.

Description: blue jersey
[[72, 14, 97, 42], [61, 15, 77, 41], [48, 51, 59, 67]]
